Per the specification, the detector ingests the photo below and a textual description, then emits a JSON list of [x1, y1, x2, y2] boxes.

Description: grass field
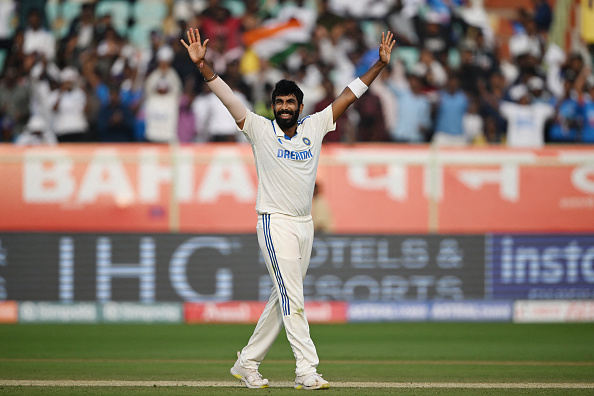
[[0, 322, 593, 395]]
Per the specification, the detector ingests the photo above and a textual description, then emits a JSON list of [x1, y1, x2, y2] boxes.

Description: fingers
[[185, 28, 207, 48], [180, 38, 189, 49], [381, 31, 396, 51]]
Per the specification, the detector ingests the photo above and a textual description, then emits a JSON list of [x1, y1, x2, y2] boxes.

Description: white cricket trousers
[[239, 213, 319, 377]]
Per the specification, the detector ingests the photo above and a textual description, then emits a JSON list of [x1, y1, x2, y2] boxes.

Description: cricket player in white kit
[[182, 28, 395, 390]]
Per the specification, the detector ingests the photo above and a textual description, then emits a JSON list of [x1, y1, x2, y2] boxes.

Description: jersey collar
[[272, 119, 298, 140]]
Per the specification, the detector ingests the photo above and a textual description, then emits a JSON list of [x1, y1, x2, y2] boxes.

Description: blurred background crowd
[[0, 0, 593, 146]]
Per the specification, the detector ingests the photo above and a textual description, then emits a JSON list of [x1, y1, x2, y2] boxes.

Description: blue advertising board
[[487, 234, 594, 300]]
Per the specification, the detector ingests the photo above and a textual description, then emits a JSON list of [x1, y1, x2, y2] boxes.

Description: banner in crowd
[[0, 144, 593, 233]]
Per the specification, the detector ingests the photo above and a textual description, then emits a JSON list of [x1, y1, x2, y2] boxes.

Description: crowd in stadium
[[0, 0, 593, 146]]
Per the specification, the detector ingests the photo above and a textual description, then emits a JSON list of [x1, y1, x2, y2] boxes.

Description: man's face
[[272, 94, 302, 129]]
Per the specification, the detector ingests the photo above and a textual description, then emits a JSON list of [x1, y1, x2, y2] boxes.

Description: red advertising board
[[184, 301, 347, 324], [0, 301, 18, 323], [0, 144, 593, 233]]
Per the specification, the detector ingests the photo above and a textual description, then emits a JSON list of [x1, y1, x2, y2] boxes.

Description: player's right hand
[[180, 28, 209, 65]]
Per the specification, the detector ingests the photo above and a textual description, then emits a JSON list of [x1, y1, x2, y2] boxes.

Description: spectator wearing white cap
[[527, 76, 554, 105], [143, 45, 182, 142], [48, 67, 90, 142], [499, 84, 555, 147], [15, 115, 57, 146]]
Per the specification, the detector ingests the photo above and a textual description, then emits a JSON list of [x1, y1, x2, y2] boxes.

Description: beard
[[274, 109, 299, 130]]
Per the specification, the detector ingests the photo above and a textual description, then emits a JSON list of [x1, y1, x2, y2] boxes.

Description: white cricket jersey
[[240, 105, 336, 217]]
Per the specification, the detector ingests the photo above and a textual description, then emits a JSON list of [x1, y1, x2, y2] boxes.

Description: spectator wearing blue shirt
[[388, 71, 431, 143], [579, 73, 594, 143], [548, 79, 581, 143], [432, 73, 469, 145], [96, 85, 135, 142]]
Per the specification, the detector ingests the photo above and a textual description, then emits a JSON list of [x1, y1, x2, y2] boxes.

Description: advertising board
[[1, 145, 593, 233], [488, 234, 594, 300], [0, 233, 485, 303]]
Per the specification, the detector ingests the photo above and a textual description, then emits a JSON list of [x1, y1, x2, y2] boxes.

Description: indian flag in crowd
[[242, 6, 316, 59]]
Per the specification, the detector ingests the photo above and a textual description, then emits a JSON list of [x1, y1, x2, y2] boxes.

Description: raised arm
[[181, 28, 248, 128], [331, 31, 396, 123]]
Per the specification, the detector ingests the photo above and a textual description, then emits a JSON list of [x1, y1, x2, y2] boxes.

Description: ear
[[299, 103, 304, 114]]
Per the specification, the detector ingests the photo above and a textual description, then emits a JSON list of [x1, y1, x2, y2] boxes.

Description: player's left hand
[[379, 31, 396, 65]]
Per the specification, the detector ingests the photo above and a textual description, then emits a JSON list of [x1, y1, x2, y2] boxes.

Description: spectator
[[48, 67, 89, 142], [23, 8, 55, 61], [177, 78, 197, 143], [370, 65, 398, 136], [484, 115, 503, 143], [96, 85, 135, 142], [223, 57, 253, 103], [479, 71, 507, 142], [0, 0, 588, 148], [457, 40, 483, 97], [388, 70, 431, 143], [387, 0, 420, 47], [0, 66, 30, 141], [532, 0, 553, 34], [96, 27, 123, 68], [28, 57, 59, 122], [15, 115, 57, 146], [353, 89, 388, 142], [411, 48, 447, 91], [548, 72, 584, 143], [171, 23, 203, 86], [316, 0, 345, 34], [200, 0, 242, 52], [418, 12, 451, 65], [67, 3, 96, 52], [581, 77, 594, 143], [472, 30, 498, 81], [499, 84, 555, 147], [3, 28, 26, 73], [432, 73, 469, 145], [143, 46, 182, 142], [463, 97, 486, 144], [528, 76, 554, 105]]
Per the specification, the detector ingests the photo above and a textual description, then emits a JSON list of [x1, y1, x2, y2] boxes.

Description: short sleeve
[[239, 109, 272, 144], [303, 105, 336, 139]]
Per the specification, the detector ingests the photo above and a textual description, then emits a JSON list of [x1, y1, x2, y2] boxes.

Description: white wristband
[[347, 78, 368, 98]]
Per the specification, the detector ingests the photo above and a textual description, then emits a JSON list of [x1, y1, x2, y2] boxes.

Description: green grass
[[0, 322, 593, 395]]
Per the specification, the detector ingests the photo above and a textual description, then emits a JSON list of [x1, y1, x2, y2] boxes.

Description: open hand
[[379, 31, 396, 64], [180, 28, 209, 65]]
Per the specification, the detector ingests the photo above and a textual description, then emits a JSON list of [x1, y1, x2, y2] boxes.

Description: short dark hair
[[272, 79, 304, 107]]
